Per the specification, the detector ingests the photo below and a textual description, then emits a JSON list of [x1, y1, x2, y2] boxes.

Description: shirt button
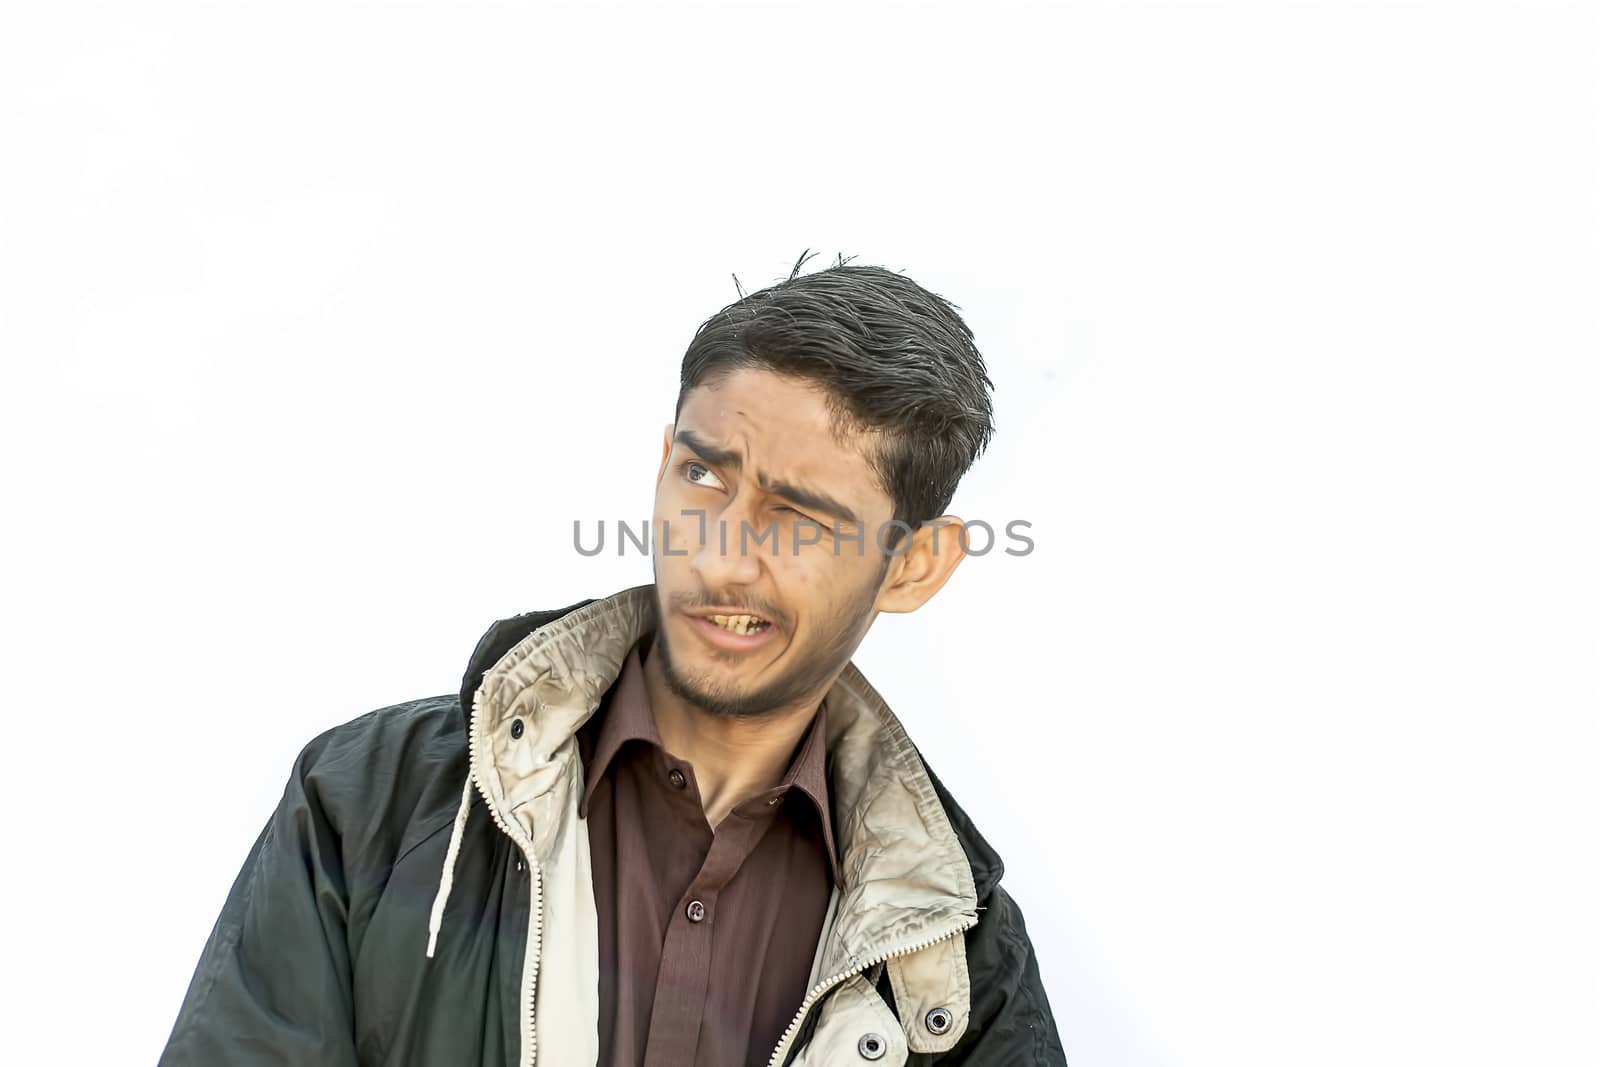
[[685, 899, 706, 923], [668, 769, 686, 790]]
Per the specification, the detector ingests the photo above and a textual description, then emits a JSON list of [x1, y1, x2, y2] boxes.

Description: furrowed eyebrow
[[675, 430, 743, 472], [760, 477, 861, 526], [674, 430, 861, 525]]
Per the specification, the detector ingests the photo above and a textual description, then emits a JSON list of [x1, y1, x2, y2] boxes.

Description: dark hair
[[676, 251, 996, 533]]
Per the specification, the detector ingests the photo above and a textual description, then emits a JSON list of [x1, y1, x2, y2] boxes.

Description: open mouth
[[705, 613, 772, 636]]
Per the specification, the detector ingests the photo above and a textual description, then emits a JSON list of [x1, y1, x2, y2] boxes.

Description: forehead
[[675, 368, 890, 510]]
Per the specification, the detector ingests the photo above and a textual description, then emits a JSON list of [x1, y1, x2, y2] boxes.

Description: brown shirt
[[577, 637, 840, 1067]]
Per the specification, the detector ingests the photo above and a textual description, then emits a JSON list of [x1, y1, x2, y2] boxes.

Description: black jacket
[[159, 589, 1067, 1065]]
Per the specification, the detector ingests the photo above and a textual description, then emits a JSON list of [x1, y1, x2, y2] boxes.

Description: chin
[[663, 662, 768, 719]]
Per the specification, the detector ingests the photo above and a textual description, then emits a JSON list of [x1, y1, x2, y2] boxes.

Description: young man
[[159, 255, 1066, 1066]]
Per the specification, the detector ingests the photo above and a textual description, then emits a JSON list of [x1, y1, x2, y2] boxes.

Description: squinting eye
[[776, 505, 821, 526]]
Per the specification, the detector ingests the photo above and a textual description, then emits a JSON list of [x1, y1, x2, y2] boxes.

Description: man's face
[[650, 368, 899, 718]]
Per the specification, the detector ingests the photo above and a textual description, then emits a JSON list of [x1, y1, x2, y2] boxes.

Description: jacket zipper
[[468, 685, 545, 1067], [522, 860, 544, 1067], [765, 914, 978, 1067]]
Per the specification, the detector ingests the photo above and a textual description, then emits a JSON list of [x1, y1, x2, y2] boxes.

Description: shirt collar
[[578, 638, 841, 884], [578, 638, 660, 812]]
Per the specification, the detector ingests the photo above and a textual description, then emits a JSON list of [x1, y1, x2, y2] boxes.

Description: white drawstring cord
[[425, 773, 475, 959]]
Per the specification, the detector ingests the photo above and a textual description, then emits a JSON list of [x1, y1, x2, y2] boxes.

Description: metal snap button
[[857, 1032, 886, 1060], [669, 768, 686, 789], [510, 718, 524, 740], [925, 1007, 953, 1034], [685, 899, 706, 923]]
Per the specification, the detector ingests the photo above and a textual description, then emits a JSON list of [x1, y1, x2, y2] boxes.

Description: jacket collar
[[458, 584, 1000, 975]]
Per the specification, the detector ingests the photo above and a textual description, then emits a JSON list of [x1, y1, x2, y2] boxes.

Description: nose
[[690, 493, 763, 588]]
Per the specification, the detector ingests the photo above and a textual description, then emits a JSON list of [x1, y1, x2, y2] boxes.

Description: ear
[[874, 516, 969, 614], [655, 422, 675, 484]]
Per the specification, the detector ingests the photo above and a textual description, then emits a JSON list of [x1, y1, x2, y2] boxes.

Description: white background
[[2, 2, 1595, 1064]]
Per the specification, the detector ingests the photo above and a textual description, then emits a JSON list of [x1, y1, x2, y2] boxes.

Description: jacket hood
[[457, 586, 1007, 904]]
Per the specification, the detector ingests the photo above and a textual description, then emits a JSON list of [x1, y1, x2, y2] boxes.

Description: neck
[[641, 641, 821, 828]]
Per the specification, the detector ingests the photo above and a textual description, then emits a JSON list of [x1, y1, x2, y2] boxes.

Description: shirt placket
[[641, 782, 783, 1066]]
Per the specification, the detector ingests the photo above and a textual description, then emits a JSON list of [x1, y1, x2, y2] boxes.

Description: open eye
[[682, 461, 725, 491]]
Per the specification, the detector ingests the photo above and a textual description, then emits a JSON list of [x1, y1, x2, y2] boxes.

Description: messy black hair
[[676, 250, 996, 535]]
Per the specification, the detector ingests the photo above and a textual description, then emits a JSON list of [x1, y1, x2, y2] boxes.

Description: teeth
[[709, 613, 767, 635]]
